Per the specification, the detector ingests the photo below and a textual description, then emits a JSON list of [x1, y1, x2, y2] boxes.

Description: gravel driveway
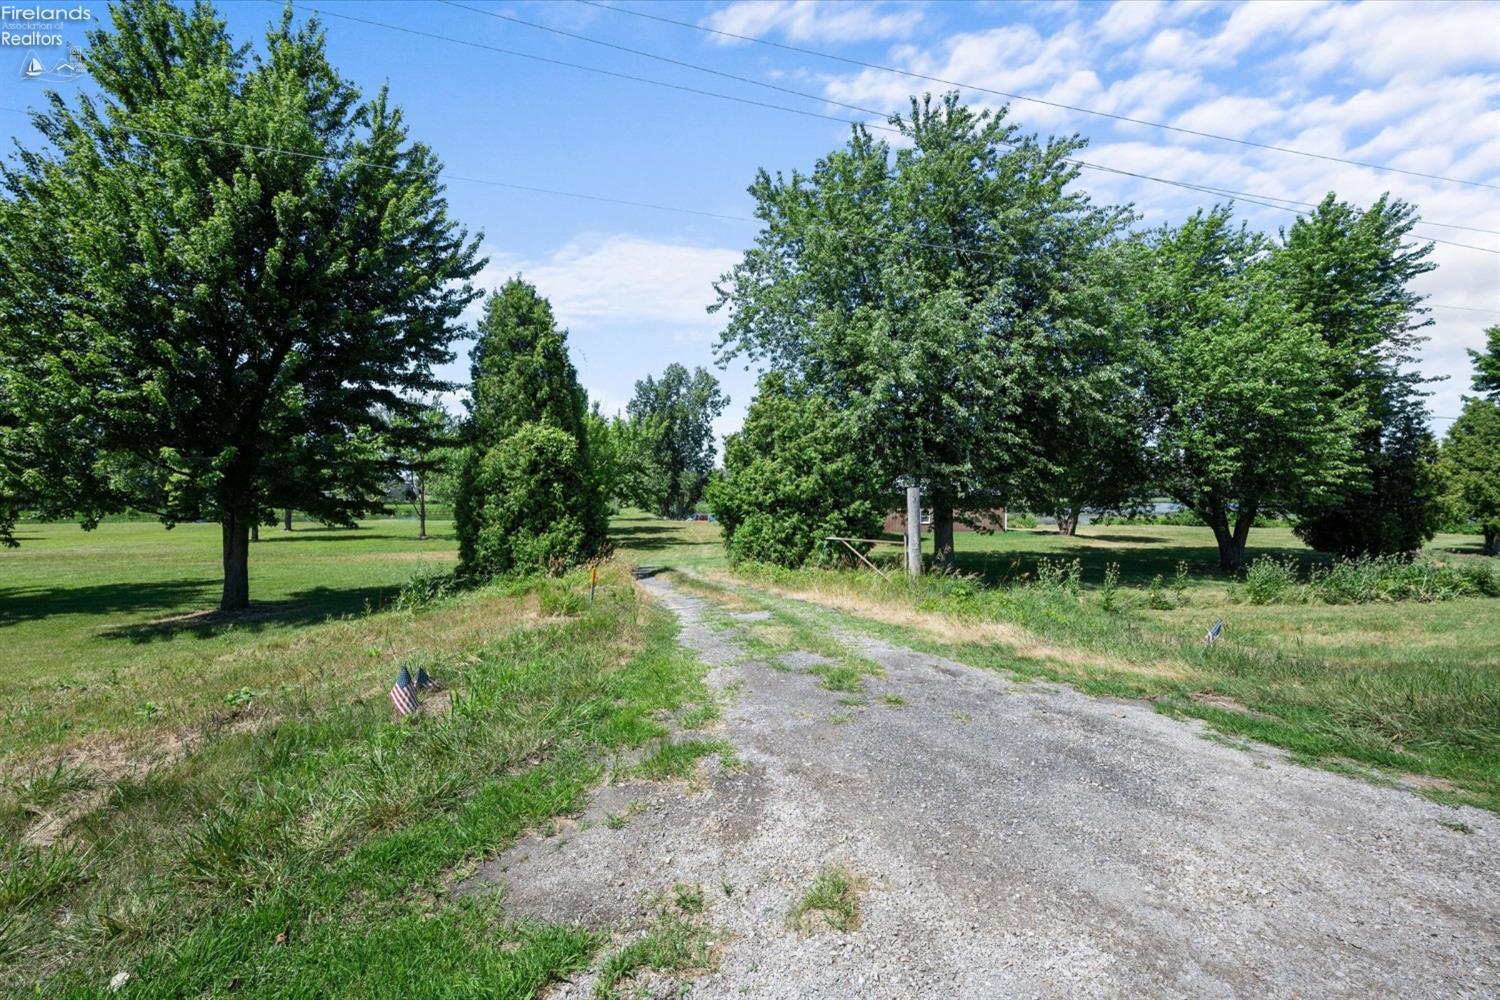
[[460, 572, 1498, 998]]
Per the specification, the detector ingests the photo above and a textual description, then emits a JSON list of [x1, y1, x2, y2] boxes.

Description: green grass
[[593, 885, 717, 1000], [614, 514, 1500, 811], [0, 545, 717, 996], [0, 518, 460, 758], [787, 866, 865, 933]]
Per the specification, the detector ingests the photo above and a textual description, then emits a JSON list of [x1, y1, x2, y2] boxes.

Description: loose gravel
[[458, 573, 1499, 998]]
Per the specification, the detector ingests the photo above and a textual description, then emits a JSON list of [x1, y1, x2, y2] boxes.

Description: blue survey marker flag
[[1205, 619, 1224, 644], [389, 665, 419, 717]]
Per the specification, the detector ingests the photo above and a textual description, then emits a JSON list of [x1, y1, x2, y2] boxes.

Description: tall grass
[[1244, 554, 1500, 606]]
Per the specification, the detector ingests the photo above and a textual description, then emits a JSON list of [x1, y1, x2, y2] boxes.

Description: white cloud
[[1095, 0, 1167, 44], [702, 1, 924, 45], [1294, 1, 1500, 81], [473, 234, 740, 334]]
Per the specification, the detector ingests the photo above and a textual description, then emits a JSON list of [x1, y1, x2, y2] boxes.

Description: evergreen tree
[[454, 278, 606, 577], [1471, 326, 1500, 401], [709, 373, 885, 566], [0, 1, 481, 607]]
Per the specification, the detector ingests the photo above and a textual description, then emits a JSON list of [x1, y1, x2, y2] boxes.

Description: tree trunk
[[931, 494, 955, 573], [221, 511, 251, 610], [417, 474, 428, 540], [1484, 526, 1498, 557], [282, 508, 292, 531], [1208, 503, 1257, 574], [250, 521, 259, 543], [1056, 507, 1080, 536]]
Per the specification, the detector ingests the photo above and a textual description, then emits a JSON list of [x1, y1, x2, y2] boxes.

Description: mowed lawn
[[0, 518, 458, 758], [616, 513, 1500, 810]]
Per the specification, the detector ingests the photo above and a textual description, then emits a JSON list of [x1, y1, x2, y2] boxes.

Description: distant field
[[0, 518, 457, 758]]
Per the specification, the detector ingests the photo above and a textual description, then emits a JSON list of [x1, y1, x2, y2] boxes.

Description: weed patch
[[788, 866, 866, 933]]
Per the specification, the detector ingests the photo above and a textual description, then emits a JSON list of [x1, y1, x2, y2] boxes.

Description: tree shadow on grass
[[0, 577, 404, 641], [612, 522, 716, 552], [0, 579, 220, 628], [96, 584, 404, 643], [253, 529, 454, 545]]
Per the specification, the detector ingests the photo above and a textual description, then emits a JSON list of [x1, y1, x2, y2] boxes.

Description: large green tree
[[709, 372, 886, 567], [454, 278, 607, 577], [1273, 195, 1440, 557], [1472, 325, 1500, 401], [1440, 400, 1500, 556], [1139, 207, 1361, 572], [0, 1, 481, 608], [713, 93, 1130, 568], [1440, 338, 1500, 556], [625, 364, 727, 518]]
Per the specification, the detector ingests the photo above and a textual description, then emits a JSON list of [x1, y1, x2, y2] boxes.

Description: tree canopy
[[1472, 326, 1500, 401], [625, 364, 727, 518], [0, 0, 481, 607], [1273, 195, 1440, 557], [712, 93, 1131, 567], [709, 372, 886, 567], [1138, 207, 1362, 572]]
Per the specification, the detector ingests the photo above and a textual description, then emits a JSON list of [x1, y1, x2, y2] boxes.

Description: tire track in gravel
[[458, 570, 1499, 999]]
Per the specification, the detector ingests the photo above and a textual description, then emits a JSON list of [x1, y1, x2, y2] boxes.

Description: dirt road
[[462, 572, 1498, 998]]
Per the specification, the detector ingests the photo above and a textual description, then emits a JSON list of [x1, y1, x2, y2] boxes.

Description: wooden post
[[905, 485, 922, 579]]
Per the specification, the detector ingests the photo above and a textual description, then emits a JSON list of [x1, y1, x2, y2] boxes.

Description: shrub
[[461, 424, 607, 579], [709, 373, 885, 568], [1244, 556, 1304, 605]]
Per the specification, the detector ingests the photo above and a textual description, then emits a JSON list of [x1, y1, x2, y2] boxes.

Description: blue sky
[[4, 0, 1498, 451]]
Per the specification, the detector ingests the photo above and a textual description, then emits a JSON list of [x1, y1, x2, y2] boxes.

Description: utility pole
[[905, 485, 922, 579]]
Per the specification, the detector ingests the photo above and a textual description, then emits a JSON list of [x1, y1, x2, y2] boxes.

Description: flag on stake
[[416, 667, 434, 690], [1205, 619, 1224, 645], [389, 665, 419, 717]]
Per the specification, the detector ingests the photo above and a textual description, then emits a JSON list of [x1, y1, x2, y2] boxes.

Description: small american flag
[[1205, 618, 1224, 644], [389, 665, 420, 717]]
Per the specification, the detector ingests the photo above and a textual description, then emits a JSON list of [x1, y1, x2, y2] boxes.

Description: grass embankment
[[615, 513, 1500, 811], [1, 520, 721, 997]]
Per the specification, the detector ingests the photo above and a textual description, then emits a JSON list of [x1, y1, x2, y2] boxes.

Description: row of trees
[[710, 94, 1490, 572]]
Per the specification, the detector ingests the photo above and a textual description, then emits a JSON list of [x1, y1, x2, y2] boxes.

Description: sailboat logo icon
[[23, 55, 46, 79]]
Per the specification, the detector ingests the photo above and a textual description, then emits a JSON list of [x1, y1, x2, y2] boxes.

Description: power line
[[296, 3, 1498, 255], [0, 104, 1494, 315], [1431, 303, 1500, 314], [451, 0, 1500, 238], [579, 0, 1500, 193]]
